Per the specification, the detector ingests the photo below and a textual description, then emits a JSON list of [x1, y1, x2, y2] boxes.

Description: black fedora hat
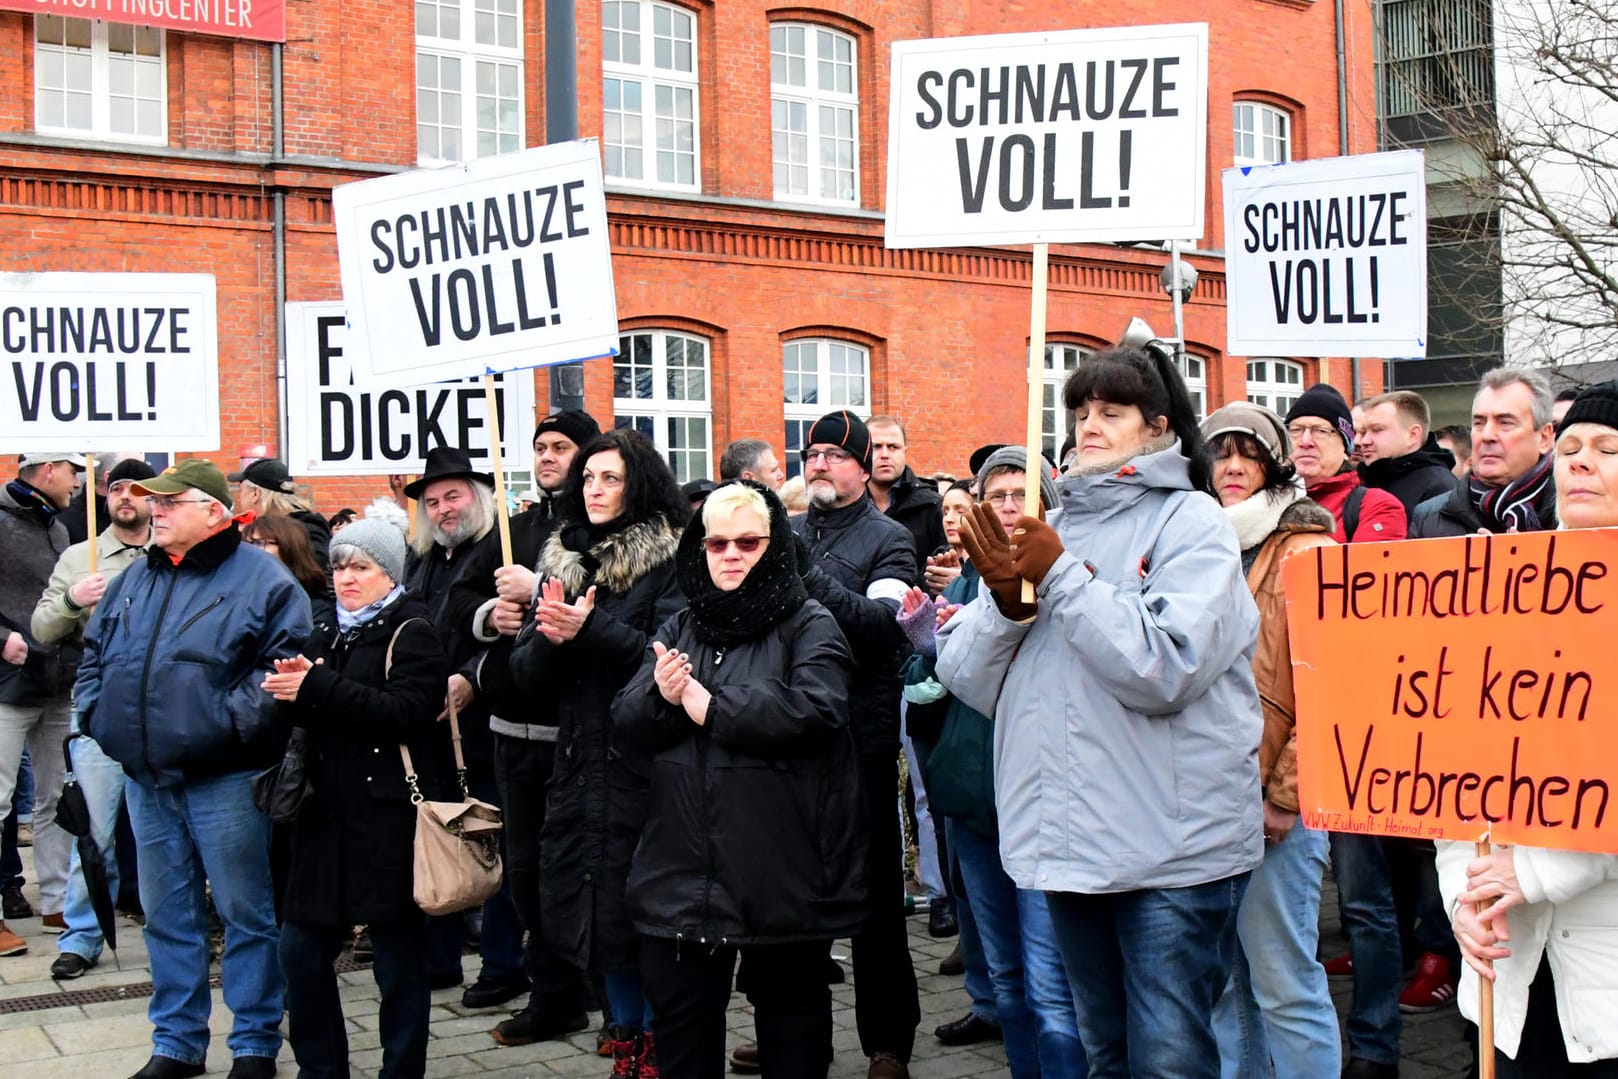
[[404, 447, 496, 499]]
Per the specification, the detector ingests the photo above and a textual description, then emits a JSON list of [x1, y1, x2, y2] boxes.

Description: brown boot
[[0, 922, 26, 957], [867, 1052, 909, 1079], [728, 1043, 760, 1074]]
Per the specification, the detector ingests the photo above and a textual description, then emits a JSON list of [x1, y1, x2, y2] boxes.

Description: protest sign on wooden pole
[[1475, 837, 1496, 1079], [1022, 244, 1049, 603], [482, 374, 515, 566], [84, 453, 97, 575]]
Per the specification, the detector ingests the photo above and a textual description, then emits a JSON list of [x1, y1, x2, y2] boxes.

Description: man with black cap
[[444, 410, 600, 1043], [792, 409, 921, 1079], [0, 451, 85, 956], [76, 458, 311, 1079], [1284, 384, 1407, 544], [31, 458, 156, 978], [229, 457, 331, 575]]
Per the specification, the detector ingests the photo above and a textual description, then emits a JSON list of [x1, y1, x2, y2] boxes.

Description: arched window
[[783, 339, 870, 477], [602, 1, 700, 189], [1246, 359, 1304, 414], [770, 23, 859, 205], [1041, 343, 1091, 464], [1233, 102, 1290, 167], [614, 329, 712, 481], [1178, 352, 1207, 420]]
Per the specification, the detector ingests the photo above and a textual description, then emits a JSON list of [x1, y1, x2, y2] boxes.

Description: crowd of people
[[1, 349, 1614, 1079]]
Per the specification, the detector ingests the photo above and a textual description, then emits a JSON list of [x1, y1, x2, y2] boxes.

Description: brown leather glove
[[1009, 514, 1065, 588], [958, 504, 1037, 620]]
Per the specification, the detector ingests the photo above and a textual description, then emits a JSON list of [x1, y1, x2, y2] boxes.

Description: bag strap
[[1342, 486, 1367, 541], [390, 617, 470, 804]]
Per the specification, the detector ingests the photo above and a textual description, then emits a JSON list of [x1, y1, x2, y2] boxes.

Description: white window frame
[[1233, 101, 1291, 167], [613, 329, 713, 483], [783, 338, 870, 478], [770, 22, 859, 206], [1169, 348, 1207, 420], [416, 0, 526, 166], [1040, 343, 1091, 465], [34, 15, 166, 145], [602, 0, 700, 191], [1246, 359, 1305, 414]]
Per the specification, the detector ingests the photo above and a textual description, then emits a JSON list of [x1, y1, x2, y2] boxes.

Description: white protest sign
[[332, 140, 618, 386], [885, 24, 1208, 248], [1223, 149, 1428, 358], [284, 302, 536, 477], [0, 272, 220, 452]]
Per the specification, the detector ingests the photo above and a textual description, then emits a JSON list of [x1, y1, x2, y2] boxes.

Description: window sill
[[34, 127, 168, 149], [605, 184, 886, 222]]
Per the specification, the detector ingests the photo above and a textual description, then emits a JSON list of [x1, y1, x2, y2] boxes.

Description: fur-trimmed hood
[[537, 515, 681, 598]]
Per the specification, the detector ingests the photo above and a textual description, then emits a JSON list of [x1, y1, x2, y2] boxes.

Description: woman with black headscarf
[[614, 480, 864, 1079], [508, 428, 687, 1078]]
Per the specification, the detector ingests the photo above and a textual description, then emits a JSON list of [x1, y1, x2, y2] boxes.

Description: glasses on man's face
[[145, 496, 212, 512], [800, 447, 854, 466], [703, 535, 768, 555], [1286, 423, 1337, 442], [981, 490, 1027, 508]]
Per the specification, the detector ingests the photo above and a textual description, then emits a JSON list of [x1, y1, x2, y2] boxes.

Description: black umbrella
[[54, 732, 117, 952]]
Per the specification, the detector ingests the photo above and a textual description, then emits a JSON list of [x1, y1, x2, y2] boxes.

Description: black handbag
[[252, 727, 312, 823]]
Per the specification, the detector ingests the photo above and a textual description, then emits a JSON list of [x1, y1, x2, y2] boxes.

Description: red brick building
[[0, 0, 1383, 506]]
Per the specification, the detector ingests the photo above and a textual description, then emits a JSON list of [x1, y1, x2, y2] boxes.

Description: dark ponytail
[[1062, 341, 1214, 495], [1142, 342, 1214, 495]]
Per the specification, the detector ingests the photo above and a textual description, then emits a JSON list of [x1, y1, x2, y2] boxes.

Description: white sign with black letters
[[885, 24, 1209, 248], [1223, 150, 1428, 358], [0, 272, 220, 452], [284, 301, 536, 477], [332, 140, 618, 386]]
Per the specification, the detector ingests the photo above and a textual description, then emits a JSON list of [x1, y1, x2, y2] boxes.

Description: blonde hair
[[777, 475, 809, 514], [240, 479, 313, 518], [701, 483, 770, 533]]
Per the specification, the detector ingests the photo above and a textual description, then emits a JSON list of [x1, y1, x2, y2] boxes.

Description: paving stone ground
[[0, 852, 1474, 1077]]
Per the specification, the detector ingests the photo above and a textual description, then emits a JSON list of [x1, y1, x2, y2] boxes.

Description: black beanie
[[1285, 384, 1357, 453], [805, 410, 873, 471], [1556, 380, 1618, 437], [106, 458, 157, 486], [533, 409, 601, 448]]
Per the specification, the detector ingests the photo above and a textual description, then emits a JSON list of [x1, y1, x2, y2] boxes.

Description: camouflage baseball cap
[[132, 459, 233, 511]]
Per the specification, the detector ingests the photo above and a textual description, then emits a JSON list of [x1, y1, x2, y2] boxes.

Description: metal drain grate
[[0, 954, 369, 1015]]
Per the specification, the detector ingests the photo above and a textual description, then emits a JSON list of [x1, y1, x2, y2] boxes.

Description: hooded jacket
[[1359, 434, 1460, 516], [76, 526, 313, 787], [508, 513, 684, 971], [0, 481, 71, 704], [935, 440, 1265, 893]]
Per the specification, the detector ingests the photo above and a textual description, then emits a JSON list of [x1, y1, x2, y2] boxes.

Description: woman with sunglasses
[[614, 480, 864, 1079]]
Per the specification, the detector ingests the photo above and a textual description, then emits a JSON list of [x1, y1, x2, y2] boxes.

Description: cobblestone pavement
[[0, 859, 1475, 1077]]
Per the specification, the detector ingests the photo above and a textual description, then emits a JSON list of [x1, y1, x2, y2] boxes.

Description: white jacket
[[1436, 841, 1618, 1062]]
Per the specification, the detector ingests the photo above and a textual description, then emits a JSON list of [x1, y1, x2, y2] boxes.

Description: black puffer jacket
[[279, 596, 452, 928], [508, 515, 684, 971], [881, 468, 946, 581], [1359, 436, 1459, 517], [0, 482, 71, 704], [616, 601, 866, 945], [792, 497, 917, 759]]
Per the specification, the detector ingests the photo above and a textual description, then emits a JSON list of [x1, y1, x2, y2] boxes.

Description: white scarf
[[1223, 480, 1306, 550]]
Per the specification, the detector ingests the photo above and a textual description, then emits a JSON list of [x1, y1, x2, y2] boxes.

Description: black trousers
[[494, 733, 586, 1013], [852, 752, 920, 1061], [642, 936, 833, 1079], [282, 916, 428, 1079]]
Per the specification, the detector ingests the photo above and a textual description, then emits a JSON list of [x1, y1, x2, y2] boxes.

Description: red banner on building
[[1, 0, 286, 43]]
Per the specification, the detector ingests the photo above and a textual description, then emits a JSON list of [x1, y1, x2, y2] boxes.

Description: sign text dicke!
[[365, 181, 591, 350]]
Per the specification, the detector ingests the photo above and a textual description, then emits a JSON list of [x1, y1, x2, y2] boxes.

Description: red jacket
[[1305, 471, 1407, 543]]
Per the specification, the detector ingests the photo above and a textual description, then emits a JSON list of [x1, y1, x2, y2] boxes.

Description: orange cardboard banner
[[1283, 527, 1618, 853]]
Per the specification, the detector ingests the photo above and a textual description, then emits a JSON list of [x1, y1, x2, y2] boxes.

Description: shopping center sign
[[0, 0, 286, 44]]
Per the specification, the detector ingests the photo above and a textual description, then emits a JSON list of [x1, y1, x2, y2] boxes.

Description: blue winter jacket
[[76, 525, 313, 788]]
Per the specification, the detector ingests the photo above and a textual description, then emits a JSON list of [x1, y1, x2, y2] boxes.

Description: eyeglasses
[[145, 496, 213, 512], [703, 535, 768, 554], [247, 538, 279, 549], [800, 447, 854, 465], [1286, 423, 1338, 441], [981, 490, 1027, 508]]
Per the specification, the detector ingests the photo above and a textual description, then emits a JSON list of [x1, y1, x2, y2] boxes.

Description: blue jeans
[[1048, 874, 1250, 1079], [126, 771, 282, 1064], [58, 735, 127, 963], [1213, 826, 1339, 1077], [948, 828, 997, 1024], [950, 820, 1085, 1079], [605, 967, 653, 1032], [1328, 832, 1403, 1065]]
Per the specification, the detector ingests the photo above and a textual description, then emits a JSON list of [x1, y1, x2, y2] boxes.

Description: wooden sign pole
[[1021, 243, 1050, 604], [1475, 838, 1497, 1079], [482, 374, 515, 567], [84, 453, 98, 574]]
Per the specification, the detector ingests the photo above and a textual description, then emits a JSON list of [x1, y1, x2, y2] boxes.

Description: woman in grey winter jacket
[[936, 342, 1265, 1079]]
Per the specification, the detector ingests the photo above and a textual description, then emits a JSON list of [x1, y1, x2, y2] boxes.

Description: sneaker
[[41, 912, 66, 933], [489, 1006, 589, 1046], [1398, 951, 1457, 1013], [1322, 952, 1354, 977], [51, 952, 96, 979], [728, 1043, 760, 1074], [0, 924, 26, 957], [1, 883, 32, 920], [636, 1031, 659, 1079], [609, 1028, 639, 1079]]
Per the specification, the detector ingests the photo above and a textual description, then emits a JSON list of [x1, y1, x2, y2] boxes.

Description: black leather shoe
[[128, 1056, 206, 1079], [50, 952, 95, 979], [1, 882, 32, 920], [934, 1013, 1002, 1047], [927, 903, 959, 938], [489, 1007, 589, 1046], [461, 976, 529, 1009], [937, 944, 964, 976], [227, 1057, 277, 1079]]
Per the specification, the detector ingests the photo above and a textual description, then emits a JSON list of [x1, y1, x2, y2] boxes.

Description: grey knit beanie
[[975, 446, 1060, 510], [329, 518, 407, 584]]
